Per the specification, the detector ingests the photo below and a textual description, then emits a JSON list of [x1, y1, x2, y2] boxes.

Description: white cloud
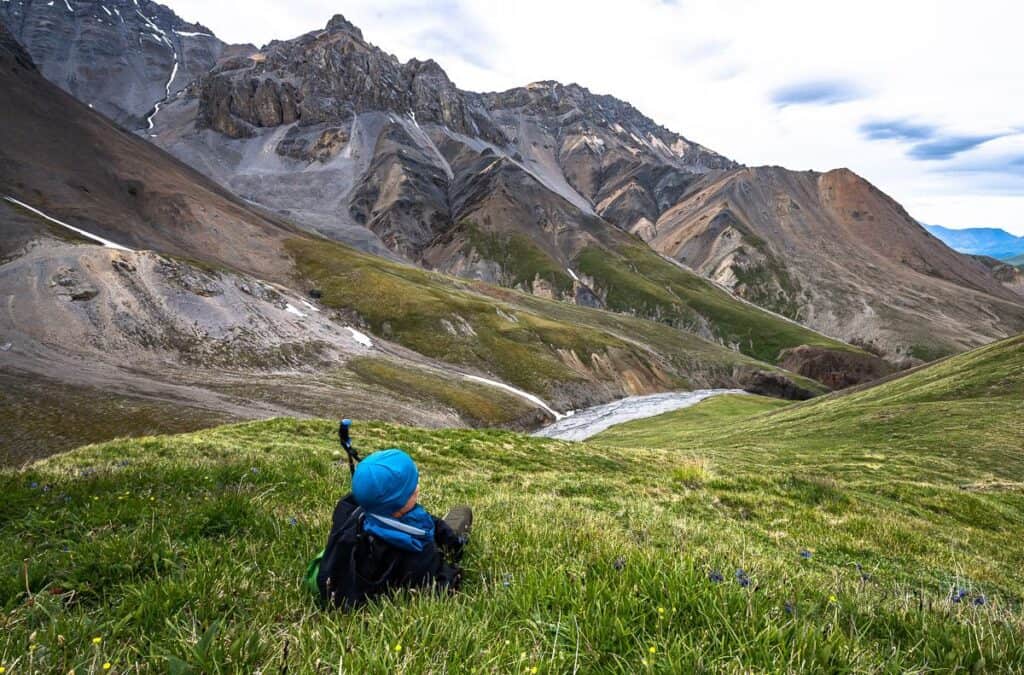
[[164, 0, 1024, 235]]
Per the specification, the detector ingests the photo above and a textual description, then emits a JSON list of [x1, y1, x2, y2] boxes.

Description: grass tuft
[[671, 458, 711, 489]]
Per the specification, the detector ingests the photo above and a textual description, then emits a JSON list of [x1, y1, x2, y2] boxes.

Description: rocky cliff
[[1, 0, 228, 129]]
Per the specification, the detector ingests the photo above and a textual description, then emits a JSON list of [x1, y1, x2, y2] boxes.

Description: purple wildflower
[[708, 570, 724, 584]]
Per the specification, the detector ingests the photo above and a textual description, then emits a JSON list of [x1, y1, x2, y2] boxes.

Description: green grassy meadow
[[1, 336, 1021, 672]]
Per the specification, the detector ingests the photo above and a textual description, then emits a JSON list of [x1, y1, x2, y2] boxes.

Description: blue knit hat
[[351, 449, 419, 516]]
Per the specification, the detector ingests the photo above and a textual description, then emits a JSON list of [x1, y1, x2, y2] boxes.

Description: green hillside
[[575, 242, 848, 363], [2, 337, 1021, 672], [287, 237, 829, 400]]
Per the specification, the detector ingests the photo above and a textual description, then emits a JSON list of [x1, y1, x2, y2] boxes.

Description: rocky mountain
[[3, 20, 836, 456], [151, 15, 733, 266], [0, 0, 233, 130], [643, 166, 1024, 358], [8, 7, 1020, 373], [134, 14, 1022, 363], [924, 224, 1024, 260], [141, 15, 882, 378]]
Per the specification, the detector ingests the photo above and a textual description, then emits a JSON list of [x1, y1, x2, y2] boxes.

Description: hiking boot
[[443, 505, 473, 543]]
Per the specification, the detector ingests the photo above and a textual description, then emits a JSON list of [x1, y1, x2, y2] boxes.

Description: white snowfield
[[4, 196, 133, 251], [534, 389, 747, 441], [347, 327, 373, 348], [174, 30, 214, 37], [463, 375, 563, 420]]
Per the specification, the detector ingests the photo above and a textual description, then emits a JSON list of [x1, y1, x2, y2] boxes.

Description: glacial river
[[533, 389, 746, 441]]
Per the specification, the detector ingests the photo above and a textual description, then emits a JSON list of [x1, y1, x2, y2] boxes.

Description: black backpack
[[312, 493, 402, 609]]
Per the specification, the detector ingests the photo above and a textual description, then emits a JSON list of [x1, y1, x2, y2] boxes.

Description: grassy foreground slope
[[1, 338, 1022, 672]]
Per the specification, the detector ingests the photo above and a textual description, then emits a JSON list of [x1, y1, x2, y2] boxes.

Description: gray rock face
[[196, 15, 504, 144], [1, 0, 226, 129]]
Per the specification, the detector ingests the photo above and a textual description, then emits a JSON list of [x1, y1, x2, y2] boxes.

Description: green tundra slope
[[1, 336, 1021, 672], [287, 237, 832, 404]]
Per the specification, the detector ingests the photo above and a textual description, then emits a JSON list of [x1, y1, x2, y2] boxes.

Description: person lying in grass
[[312, 449, 472, 609]]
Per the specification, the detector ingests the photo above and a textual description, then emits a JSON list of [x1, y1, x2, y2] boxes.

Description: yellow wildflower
[[92, 637, 103, 645], [649, 646, 657, 654], [394, 643, 402, 653], [103, 663, 112, 671]]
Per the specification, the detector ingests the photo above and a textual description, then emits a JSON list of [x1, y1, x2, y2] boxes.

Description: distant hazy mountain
[[924, 225, 1024, 260], [1008, 253, 1024, 267]]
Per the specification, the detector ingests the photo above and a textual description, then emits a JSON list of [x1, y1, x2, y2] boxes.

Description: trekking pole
[[338, 419, 360, 476]]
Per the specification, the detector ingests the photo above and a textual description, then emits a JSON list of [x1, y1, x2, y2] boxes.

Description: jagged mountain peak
[[324, 13, 364, 39]]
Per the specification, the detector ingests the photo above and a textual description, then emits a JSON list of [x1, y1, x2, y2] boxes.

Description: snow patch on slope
[[463, 374, 562, 419], [347, 327, 373, 348], [4, 196, 132, 251]]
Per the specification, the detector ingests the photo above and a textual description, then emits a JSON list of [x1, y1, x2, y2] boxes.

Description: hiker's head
[[351, 449, 420, 517]]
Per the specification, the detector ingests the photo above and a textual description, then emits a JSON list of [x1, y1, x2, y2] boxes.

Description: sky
[[164, 0, 1024, 235]]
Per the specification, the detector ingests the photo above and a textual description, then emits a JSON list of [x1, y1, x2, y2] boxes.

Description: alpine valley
[[3, 2, 1024, 672]]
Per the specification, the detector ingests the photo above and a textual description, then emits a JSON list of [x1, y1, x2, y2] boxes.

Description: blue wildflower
[[735, 569, 750, 587], [29, 481, 39, 489], [950, 588, 968, 603], [288, 517, 298, 526], [784, 601, 795, 615], [799, 549, 812, 559], [708, 570, 724, 584], [973, 595, 987, 606]]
